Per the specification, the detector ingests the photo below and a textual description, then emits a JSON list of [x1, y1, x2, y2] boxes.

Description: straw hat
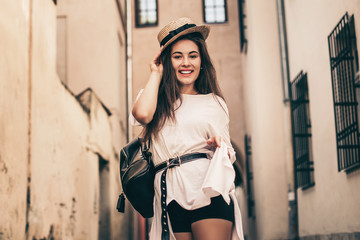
[[157, 17, 210, 51]]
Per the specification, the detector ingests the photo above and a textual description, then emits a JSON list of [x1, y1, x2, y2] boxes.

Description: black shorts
[[167, 195, 234, 233]]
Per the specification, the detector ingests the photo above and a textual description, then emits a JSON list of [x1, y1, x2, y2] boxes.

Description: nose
[[181, 56, 190, 66]]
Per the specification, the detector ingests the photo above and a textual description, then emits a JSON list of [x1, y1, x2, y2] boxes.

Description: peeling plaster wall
[[0, 1, 30, 239], [0, 1, 125, 239], [27, 1, 96, 239], [55, 0, 129, 144]]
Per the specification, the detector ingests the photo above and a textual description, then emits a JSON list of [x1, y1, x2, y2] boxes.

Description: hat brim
[[160, 25, 210, 53]]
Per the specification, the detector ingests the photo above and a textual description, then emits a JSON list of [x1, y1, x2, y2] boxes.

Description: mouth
[[179, 70, 194, 75]]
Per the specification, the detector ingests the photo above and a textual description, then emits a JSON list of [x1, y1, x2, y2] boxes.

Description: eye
[[172, 55, 182, 59]]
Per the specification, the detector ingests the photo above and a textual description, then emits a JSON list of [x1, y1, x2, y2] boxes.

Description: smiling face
[[171, 39, 201, 94]]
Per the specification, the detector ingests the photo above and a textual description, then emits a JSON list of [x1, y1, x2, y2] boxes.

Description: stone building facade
[[131, 0, 360, 239], [242, 0, 360, 239], [0, 0, 129, 239]]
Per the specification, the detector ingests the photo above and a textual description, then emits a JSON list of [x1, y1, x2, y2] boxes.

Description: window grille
[[203, 0, 228, 24], [238, 0, 247, 52], [328, 12, 360, 172], [135, 0, 158, 27], [245, 134, 255, 218], [290, 71, 314, 189]]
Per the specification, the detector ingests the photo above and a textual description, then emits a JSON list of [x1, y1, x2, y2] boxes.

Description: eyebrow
[[171, 51, 199, 55]]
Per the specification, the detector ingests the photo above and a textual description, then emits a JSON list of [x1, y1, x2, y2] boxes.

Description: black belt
[[154, 152, 208, 173], [154, 152, 208, 240]]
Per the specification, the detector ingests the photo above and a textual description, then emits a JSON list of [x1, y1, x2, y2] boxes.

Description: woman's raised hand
[[150, 47, 164, 77], [132, 47, 164, 124]]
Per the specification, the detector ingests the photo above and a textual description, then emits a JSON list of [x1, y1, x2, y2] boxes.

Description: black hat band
[[160, 23, 196, 47]]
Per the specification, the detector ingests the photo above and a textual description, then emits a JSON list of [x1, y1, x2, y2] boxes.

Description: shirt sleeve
[[216, 96, 236, 163], [220, 122, 236, 163], [129, 89, 144, 126]]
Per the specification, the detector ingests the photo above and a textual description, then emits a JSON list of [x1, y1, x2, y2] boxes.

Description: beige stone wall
[[55, 0, 131, 238], [56, 0, 128, 150], [56, 0, 126, 107], [0, 0, 127, 239], [242, 0, 289, 239], [0, 1, 30, 239], [242, 0, 360, 239], [284, 0, 360, 237]]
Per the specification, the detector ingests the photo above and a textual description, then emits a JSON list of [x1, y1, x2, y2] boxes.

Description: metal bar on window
[[328, 12, 360, 172], [238, 0, 247, 52], [290, 71, 315, 189], [245, 134, 255, 218]]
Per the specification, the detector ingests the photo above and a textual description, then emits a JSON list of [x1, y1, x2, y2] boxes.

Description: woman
[[131, 18, 244, 240]]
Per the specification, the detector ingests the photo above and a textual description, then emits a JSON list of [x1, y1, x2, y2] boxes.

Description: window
[[245, 134, 255, 218], [238, 0, 247, 52], [328, 12, 360, 172], [135, 0, 158, 27], [290, 71, 315, 189], [203, 0, 227, 24]]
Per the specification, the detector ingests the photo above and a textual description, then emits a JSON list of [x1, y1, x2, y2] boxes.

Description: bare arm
[[132, 48, 163, 125]]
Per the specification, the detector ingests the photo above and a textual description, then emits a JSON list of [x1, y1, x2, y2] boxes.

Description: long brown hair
[[143, 32, 224, 140]]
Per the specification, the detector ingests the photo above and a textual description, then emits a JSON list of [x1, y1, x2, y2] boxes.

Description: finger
[[206, 137, 215, 144], [153, 47, 163, 64], [214, 136, 222, 147], [206, 137, 220, 148]]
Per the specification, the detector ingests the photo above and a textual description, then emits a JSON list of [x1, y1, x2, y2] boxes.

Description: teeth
[[180, 70, 192, 74]]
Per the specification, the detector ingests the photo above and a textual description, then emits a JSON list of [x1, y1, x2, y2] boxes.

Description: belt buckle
[[166, 154, 182, 169]]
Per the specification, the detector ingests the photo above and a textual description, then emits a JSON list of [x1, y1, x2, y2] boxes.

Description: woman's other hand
[[207, 136, 230, 158], [206, 136, 222, 148]]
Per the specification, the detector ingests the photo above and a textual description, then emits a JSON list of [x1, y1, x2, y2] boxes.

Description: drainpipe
[[276, 0, 299, 239], [126, 0, 133, 142], [126, 2, 148, 240], [125, 1, 137, 240]]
